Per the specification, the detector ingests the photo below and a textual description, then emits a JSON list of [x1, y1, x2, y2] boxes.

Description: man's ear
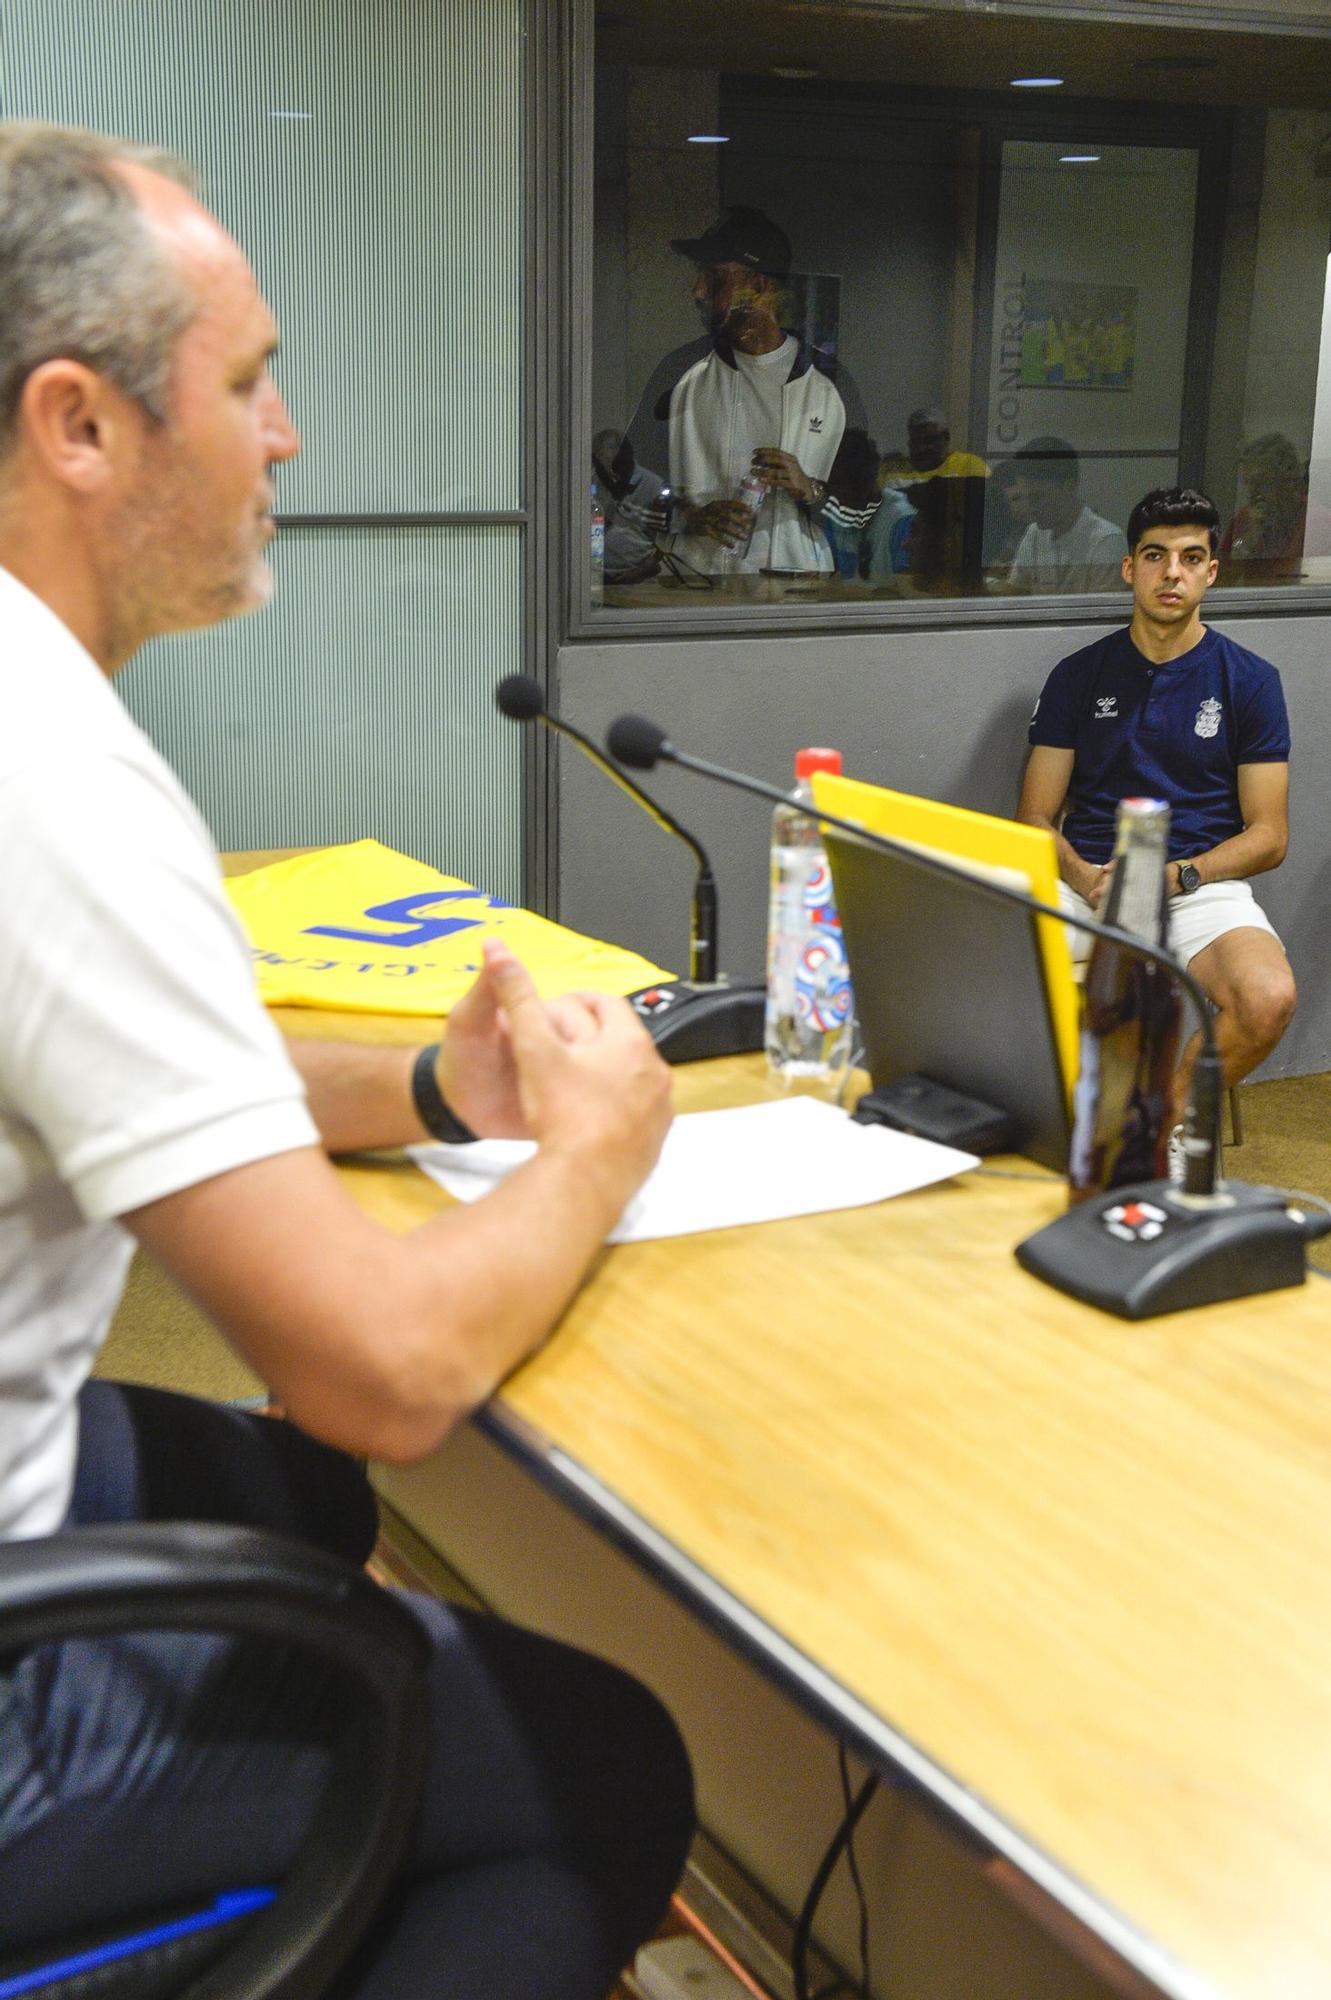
[[1121, 549, 1134, 586], [15, 360, 136, 494]]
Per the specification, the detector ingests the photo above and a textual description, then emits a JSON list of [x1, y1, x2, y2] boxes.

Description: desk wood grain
[[236, 848, 1331, 2000]]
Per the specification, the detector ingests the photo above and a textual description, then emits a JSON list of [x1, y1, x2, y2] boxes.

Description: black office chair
[[0, 1522, 430, 1999]]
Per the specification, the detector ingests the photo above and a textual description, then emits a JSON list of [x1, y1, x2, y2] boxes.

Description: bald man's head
[[0, 121, 199, 458]]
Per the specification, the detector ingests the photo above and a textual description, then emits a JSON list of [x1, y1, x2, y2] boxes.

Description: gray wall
[[555, 613, 1331, 1081]]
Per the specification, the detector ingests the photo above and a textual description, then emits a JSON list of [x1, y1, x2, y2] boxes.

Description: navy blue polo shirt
[[1027, 626, 1290, 865]]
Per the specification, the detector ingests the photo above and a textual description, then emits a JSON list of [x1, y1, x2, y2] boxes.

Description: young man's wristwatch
[[1176, 862, 1202, 895]]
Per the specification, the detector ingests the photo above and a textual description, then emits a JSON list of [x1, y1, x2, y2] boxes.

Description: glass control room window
[[588, 3, 1331, 620]]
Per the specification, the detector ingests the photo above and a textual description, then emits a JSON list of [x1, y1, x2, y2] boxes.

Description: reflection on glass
[[997, 440, 1127, 595], [623, 206, 854, 585], [592, 23, 1331, 611]]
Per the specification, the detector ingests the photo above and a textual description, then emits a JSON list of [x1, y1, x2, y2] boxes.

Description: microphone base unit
[[1015, 1178, 1331, 1320], [852, 1075, 1015, 1155], [629, 978, 767, 1063]]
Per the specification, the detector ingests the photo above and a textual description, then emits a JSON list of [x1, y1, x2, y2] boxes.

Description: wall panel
[[123, 525, 524, 893]]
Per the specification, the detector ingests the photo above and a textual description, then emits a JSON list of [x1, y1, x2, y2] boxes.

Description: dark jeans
[[0, 1381, 695, 1998]]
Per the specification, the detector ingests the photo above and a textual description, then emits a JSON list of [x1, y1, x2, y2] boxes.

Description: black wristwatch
[[1176, 862, 1202, 896], [411, 1043, 478, 1144]]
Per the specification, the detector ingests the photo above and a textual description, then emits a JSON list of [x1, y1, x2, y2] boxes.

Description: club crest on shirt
[[1095, 696, 1118, 720], [1195, 697, 1222, 739]]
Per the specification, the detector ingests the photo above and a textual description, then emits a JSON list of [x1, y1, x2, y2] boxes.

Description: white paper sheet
[[408, 1096, 978, 1243]]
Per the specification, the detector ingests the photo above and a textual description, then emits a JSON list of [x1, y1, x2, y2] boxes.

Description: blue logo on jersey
[[305, 889, 513, 949]]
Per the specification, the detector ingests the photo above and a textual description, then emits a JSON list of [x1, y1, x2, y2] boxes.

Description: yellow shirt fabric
[[225, 840, 672, 1017]]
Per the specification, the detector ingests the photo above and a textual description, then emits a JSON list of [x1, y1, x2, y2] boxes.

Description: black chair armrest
[[0, 1523, 431, 2000]]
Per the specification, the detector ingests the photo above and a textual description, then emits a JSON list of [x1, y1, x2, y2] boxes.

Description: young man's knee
[[1236, 965, 1297, 1052]]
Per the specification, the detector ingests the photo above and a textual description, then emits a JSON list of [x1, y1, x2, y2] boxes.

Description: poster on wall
[[1020, 280, 1137, 391]]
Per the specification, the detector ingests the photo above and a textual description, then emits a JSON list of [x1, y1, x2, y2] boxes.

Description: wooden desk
[[259, 959, 1331, 2000]]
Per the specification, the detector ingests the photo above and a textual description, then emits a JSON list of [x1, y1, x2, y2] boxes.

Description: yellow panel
[[811, 772, 1078, 1100]]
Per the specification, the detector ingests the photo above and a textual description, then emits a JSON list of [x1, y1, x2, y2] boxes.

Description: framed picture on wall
[[1020, 280, 1137, 392]]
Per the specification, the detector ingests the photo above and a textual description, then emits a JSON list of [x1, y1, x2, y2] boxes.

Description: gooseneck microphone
[[605, 711, 1329, 1319], [497, 676, 717, 982], [496, 678, 765, 1062]]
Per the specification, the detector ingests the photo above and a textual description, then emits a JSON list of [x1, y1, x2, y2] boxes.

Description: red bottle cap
[[795, 747, 842, 779]]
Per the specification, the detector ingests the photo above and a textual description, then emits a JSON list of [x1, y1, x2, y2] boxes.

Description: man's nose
[[263, 381, 301, 463]]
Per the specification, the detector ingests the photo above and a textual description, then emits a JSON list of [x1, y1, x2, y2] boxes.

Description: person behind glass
[[1220, 431, 1331, 579], [659, 206, 847, 578], [820, 427, 913, 583], [1002, 437, 1127, 594], [592, 426, 670, 585], [983, 457, 1035, 579], [0, 121, 693, 1997], [879, 406, 989, 595], [1017, 487, 1296, 1139], [879, 406, 988, 488]]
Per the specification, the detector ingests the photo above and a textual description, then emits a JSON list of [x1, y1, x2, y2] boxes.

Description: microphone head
[[495, 674, 546, 722], [607, 713, 670, 771]]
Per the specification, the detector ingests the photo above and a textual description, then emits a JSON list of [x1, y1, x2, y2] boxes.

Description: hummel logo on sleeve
[[1095, 696, 1118, 719]]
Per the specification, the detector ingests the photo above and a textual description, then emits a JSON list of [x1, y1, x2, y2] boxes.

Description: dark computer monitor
[[824, 828, 1072, 1173]]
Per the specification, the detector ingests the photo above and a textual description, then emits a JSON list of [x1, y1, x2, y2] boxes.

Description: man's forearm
[[285, 1036, 425, 1153], [1170, 823, 1287, 892], [1019, 809, 1101, 901]]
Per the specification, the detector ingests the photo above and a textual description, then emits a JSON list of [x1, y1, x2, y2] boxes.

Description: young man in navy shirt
[[1017, 486, 1295, 1132]]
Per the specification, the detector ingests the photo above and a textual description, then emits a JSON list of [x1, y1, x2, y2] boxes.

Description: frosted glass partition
[[2, 0, 526, 882], [120, 527, 524, 896], [1, 0, 523, 513]]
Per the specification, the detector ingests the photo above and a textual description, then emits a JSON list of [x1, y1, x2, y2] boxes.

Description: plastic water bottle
[[726, 465, 768, 558], [590, 480, 605, 605], [765, 748, 855, 1082]]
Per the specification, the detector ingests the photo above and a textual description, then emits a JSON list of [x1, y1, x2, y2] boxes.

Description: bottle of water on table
[[765, 747, 855, 1084]]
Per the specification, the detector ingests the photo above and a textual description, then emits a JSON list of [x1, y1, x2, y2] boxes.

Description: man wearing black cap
[[629, 206, 853, 579]]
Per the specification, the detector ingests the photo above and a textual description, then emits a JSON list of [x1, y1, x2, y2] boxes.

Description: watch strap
[[411, 1043, 478, 1145]]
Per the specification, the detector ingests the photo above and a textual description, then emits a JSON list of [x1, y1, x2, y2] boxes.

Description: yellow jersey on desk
[[224, 839, 671, 1017]]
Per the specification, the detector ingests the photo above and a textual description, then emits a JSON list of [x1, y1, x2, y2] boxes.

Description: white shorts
[[1057, 877, 1282, 972]]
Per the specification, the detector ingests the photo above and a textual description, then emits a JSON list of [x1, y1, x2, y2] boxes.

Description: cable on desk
[[790, 1744, 880, 2000]]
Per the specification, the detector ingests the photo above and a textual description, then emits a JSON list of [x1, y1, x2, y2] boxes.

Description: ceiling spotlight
[[687, 134, 730, 144], [269, 110, 312, 120], [1010, 76, 1065, 89], [1059, 153, 1101, 163]]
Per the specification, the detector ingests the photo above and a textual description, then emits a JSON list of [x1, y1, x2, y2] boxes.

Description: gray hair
[[0, 121, 199, 454]]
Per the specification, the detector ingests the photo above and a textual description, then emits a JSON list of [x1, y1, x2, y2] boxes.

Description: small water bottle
[[765, 748, 855, 1083], [590, 479, 605, 605], [726, 464, 768, 558]]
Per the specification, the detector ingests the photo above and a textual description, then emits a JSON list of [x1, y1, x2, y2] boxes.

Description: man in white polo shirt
[[1004, 436, 1127, 595], [0, 120, 692, 1995]]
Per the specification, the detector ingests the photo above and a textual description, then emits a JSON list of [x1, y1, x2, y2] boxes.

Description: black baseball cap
[[670, 206, 792, 279]]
